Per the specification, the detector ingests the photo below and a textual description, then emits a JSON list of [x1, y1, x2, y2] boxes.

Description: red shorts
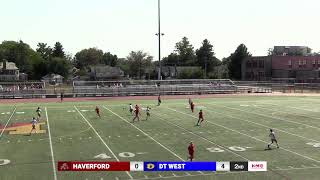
[[189, 152, 194, 158]]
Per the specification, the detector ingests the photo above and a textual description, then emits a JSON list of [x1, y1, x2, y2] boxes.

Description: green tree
[[74, 48, 104, 69], [0, 40, 47, 79], [103, 52, 118, 67], [126, 51, 153, 79], [52, 42, 65, 58], [48, 57, 71, 78], [196, 39, 221, 77], [227, 44, 251, 80], [36, 43, 52, 60], [162, 53, 179, 66], [174, 37, 196, 65]]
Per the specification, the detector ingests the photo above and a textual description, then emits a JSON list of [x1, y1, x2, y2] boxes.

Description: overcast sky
[[0, 0, 319, 60]]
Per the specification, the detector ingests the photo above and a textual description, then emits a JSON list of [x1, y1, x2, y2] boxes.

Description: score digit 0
[[130, 162, 144, 171]]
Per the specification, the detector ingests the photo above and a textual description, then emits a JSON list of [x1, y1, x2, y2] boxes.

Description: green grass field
[[0, 96, 320, 180]]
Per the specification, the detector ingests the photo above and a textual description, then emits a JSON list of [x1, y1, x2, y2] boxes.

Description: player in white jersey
[[30, 117, 37, 135], [145, 106, 151, 120], [129, 104, 134, 115], [267, 129, 279, 149]]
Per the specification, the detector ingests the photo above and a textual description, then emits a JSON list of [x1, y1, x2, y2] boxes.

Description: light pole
[[156, 0, 164, 80]]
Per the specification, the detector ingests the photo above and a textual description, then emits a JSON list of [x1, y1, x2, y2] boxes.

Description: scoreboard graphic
[[58, 161, 267, 172]]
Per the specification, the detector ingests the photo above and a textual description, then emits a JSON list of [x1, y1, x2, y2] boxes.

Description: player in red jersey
[[95, 106, 101, 118], [196, 110, 204, 126], [132, 105, 140, 122], [188, 142, 195, 161], [190, 102, 195, 113]]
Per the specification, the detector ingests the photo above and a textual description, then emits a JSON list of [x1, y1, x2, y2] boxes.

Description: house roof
[[0, 62, 19, 70], [42, 73, 64, 79]]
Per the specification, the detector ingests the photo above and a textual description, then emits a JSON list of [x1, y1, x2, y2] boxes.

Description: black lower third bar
[[230, 162, 249, 171]]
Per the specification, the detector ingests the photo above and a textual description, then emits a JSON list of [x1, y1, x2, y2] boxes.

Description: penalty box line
[[168, 107, 320, 164], [74, 106, 133, 179], [0, 106, 17, 140]]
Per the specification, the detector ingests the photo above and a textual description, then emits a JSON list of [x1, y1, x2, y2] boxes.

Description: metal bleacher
[[72, 79, 237, 97]]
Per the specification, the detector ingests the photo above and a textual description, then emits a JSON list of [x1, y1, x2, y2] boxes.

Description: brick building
[[242, 56, 320, 81]]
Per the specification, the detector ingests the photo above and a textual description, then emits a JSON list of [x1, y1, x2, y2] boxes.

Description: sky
[[0, 0, 319, 60]]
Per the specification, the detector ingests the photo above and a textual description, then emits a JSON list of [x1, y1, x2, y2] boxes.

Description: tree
[[196, 39, 221, 77], [74, 48, 104, 69], [227, 44, 251, 80], [174, 37, 196, 65], [36, 43, 52, 60], [162, 53, 179, 66], [48, 57, 71, 78], [103, 52, 118, 67], [52, 42, 65, 58], [126, 51, 153, 79], [0, 40, 47, 79]]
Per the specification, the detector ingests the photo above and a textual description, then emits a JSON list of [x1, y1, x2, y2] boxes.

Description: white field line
[[0, 107, 17, 140], [168, 108, 320, 164], [258, 102, 320, 120], [45, 107, 58, 180], [103, 106, 185, 161], [152, 112, 250, 161], [74, 106, 133, 179], [210, 103, 320, 131], [128, 165, 320, 180], [204, 105, 320, 143]]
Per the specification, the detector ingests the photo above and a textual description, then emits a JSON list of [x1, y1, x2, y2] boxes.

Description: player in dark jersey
[[188, 142, 195, 161], [36, 107, 41, 120], [196, 110, 204, 126], [132, 105, 140, 122], [190, 102, 195, 113], [157, 95, 162, 106], [95, 106, 101, 118]]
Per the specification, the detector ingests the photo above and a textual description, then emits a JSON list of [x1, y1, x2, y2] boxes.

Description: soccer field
[[0, 95, 320, 180]]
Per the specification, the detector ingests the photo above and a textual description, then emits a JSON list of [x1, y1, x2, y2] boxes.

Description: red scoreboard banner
[[58, 162, 130, 171]]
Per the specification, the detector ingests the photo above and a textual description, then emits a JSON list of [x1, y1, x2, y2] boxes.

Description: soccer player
[[95, 106, 101, 118], [157, 95, 161, 106], [132, 105, 140, 122], [60, 92, 64, 102], [36, 107, 41, 119], [188, 142, 195, 161], [196, 110, 204, 126], [30, 117, 37, 135], [190, 102, 195, 113], [129, 104, 134, 115], [267, 129, 279, 149], [145, 106, 151, 120]]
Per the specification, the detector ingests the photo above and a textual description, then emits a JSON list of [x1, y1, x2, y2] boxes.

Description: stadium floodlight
[[155, 0, 164, 80]]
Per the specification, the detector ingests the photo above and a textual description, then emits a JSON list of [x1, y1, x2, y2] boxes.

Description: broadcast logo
[[248, 161, 267, 171], [147, 163, 155, 170]]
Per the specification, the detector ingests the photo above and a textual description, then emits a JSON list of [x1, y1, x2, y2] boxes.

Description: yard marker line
[[103, 106, 185, 161], [74, 106, 133, 179], [275, 166, 320, 171], [169, 108, 320, 164], [211, 103, 320, 130], [128, 172, 244, 180], [0, 107, 16, 140], [45, 107, 58, 180], [204, 106, 320, 143], [258, 103, 320, 120], [153, 112, 250, 161]]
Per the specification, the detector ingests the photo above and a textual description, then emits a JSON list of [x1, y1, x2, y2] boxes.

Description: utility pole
[[156, 0, 164, 80]]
